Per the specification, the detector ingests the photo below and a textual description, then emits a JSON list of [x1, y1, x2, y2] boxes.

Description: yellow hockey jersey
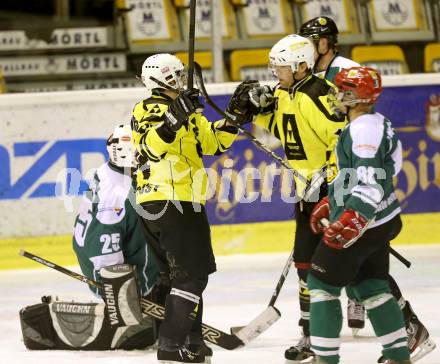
[[132, 91, 238, 205], [255, 74, 346, 194]]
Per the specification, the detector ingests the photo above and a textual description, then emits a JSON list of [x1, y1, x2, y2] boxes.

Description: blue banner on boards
[[202, 85, 440, 224], [1, 85, 439, 227]]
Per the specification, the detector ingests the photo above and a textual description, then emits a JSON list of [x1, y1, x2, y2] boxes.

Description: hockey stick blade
[[20, 250, 244, 351], [139, 298, 244, 350], [234, 306, 281, 344]]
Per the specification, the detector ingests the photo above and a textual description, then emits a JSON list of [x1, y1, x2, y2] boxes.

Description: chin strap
[[149, 76, 180, 94]]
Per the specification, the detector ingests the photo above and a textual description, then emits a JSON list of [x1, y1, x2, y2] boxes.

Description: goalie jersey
[[73, 162, 158, 296], [328, 112, 403, 228]]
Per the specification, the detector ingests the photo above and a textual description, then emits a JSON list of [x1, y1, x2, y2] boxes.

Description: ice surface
[[1, 245, 439, 364]]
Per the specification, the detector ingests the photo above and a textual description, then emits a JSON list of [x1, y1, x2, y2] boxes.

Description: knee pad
[[307, 273, 341, 302], [352, 279, 390, 303], [172, 270, 208, 297]]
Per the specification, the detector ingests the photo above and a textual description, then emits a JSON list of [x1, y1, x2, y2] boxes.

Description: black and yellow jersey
[[131, 91, 238, 205], [255, 74, 346, 194]]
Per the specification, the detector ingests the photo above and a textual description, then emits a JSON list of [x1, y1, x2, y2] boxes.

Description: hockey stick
[[231, 247, 295, 340], [187, 0, 196, 89], [19, 249, 244, 350], [319, 219, 411, 268], [193, 62, 324, 195]]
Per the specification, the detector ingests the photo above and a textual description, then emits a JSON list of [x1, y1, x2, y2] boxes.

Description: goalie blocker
[[19, 264, 157, 350]]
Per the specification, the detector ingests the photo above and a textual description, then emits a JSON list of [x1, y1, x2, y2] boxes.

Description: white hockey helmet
[[140, 53, 186, 92], [106, 124, 134, 168], [269, 34, 315, 74]]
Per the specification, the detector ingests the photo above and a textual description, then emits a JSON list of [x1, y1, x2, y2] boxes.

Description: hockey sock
[[187, 298, 203, 343], [308, 274, 342, 364], [299, 277, 310, 336], [353, 279, 410, 362], [159, 288, 200, 346], [388, 275, 406, 309]]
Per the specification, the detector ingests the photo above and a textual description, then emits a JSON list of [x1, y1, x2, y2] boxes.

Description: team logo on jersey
[[426, 93, 440, 141], [148, 104, 162, 114]]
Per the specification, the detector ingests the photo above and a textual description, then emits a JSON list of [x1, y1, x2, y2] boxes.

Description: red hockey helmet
[[334, 66, 382, 105]]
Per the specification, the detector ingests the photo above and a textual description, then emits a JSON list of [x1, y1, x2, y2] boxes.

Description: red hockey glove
[[310, 197, 330, 234], [323, 210, 368, 249]]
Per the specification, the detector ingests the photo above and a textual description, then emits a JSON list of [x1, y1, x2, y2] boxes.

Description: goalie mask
[[269, 34, 315, 75], [329, 66, 382, 115], [106, 124, 134, 168], [140, 53, 187, 93]]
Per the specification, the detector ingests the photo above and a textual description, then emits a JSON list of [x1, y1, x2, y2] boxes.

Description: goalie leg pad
[[20, 299, 156, 350], [100, 264, 143, 327], [19, 303, 57, 350]]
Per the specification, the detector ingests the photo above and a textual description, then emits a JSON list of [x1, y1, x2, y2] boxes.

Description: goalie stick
[[19, 249, 244, 350]]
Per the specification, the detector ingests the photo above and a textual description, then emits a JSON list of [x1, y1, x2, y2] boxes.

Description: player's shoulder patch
[[349, 113, 385, 158], [299, 75, 332, 101], [332, 56, 360, 69]]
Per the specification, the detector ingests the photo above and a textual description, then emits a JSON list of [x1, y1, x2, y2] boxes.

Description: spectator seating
[[229, 49, 273, 81], [424, 43, 440, 72], [351, 45, 409, 75]]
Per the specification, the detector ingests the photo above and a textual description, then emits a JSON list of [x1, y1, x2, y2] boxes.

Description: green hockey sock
[[308, 274, 342, 364], [353, 279, 410, 361]]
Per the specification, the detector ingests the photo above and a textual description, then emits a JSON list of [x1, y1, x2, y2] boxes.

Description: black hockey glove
[[226, 80, 260, 124], [249, 85, 275, 115], [163, 88, 202, 132]]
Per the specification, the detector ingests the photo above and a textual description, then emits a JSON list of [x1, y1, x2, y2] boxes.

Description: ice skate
[[157, 345, 205, 363], [285, 334, 315, 363], [405, 303, 436, 362], [347, 298, 365, 336], [378, 302, 436, 363], [185, 333, 212, 364]]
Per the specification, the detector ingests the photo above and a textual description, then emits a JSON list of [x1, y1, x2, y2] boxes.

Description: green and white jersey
[[314, 55, 360, 84], [73, 162, 158, 297], [328, 112, 403, 228]]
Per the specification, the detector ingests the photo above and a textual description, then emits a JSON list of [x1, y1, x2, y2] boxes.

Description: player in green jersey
[[73, 124, 158, 298], [308, 66, 435, 364], [299, 16, 359, 84]]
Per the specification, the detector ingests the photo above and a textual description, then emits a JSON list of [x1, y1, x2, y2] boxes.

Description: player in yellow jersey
[[131, 54, 238, 364], [227, 34, 346, 362]]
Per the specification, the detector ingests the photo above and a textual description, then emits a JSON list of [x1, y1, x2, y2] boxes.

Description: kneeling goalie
[[19, 124, 161, 351]]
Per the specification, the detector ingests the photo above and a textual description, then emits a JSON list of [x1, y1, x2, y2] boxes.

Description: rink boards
[[1, 74, 440, 269]]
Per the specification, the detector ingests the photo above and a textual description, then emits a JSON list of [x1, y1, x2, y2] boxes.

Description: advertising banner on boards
[[0, 80, 439, 238]]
